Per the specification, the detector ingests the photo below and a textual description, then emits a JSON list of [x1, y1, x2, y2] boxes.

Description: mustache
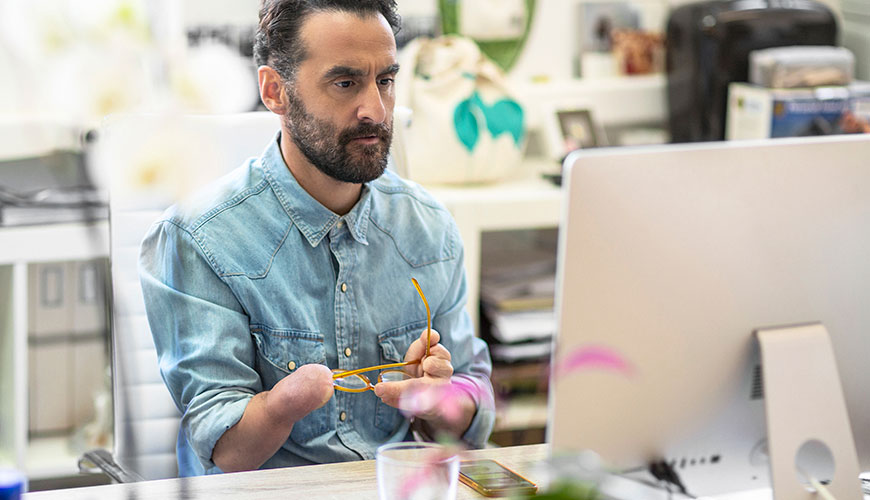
[[338, 122, 391, 144]]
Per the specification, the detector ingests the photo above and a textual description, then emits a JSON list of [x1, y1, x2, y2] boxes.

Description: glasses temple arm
[[411, 277, 432, 357], [332, 359, 421, 380]]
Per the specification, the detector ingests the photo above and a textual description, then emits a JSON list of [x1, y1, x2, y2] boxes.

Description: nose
[[356, 81, 387, 124]]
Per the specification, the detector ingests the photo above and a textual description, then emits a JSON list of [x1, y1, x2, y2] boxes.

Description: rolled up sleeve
[[139, 218, 259, 471], [434, 231, 496, 449]]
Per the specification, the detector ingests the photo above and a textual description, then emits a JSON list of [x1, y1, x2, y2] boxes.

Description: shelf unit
[[426, 159, 563, 332], [513, 74, 668, 129], [0, 221, 109, 480]]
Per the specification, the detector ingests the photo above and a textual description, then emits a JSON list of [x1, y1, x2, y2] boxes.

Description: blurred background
[[1, 0, 868, 492]]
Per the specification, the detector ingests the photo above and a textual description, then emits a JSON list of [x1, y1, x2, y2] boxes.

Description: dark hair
[[254, 0, 401, 82]]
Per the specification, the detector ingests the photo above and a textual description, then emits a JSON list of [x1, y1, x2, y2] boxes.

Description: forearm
[[211, 363, 333, 472], [211, 391, 294, 472]]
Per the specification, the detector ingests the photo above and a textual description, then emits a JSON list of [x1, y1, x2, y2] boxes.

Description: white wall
[[180, 0, 260, 26], [842, 0, 870, 80]]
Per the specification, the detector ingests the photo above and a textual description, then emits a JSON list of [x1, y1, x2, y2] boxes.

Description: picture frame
[[543, 105, 607, 161]]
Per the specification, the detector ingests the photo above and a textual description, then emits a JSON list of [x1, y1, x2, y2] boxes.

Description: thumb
[[374, 380, 403, 399]]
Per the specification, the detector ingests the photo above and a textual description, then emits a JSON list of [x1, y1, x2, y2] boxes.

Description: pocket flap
[[377, 320, 427, 362], [250, 325, 326, 373]]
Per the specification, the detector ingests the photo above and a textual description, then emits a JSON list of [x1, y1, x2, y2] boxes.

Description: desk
[[23, 445, 547, 500], [21, 442, 866, 500]]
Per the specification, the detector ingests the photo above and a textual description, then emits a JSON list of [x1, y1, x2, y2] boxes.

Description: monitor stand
[[755, 323, 862, 500]]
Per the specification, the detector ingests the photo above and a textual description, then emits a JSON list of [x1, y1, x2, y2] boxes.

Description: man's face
[[283, 11, 398, 184]]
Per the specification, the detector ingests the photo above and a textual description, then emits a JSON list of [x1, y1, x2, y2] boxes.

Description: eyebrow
[[381, 63, 401, 76], [322, 63, 400, 81]]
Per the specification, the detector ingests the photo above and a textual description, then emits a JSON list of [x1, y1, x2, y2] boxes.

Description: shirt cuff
[[451, 374, 495, 449], [183, 389, 254, 471]]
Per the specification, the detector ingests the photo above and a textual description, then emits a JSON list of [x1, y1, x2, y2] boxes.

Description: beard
[[283, 88, 393, 184]]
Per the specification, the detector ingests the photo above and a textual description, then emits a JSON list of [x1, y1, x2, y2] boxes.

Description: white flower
[[170, 42, 259, 114]]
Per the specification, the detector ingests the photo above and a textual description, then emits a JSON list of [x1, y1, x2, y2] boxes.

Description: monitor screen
[[548, 135, 870, 497]]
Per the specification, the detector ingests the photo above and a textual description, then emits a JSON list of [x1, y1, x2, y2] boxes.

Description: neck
[[279, 130, 362, 216]]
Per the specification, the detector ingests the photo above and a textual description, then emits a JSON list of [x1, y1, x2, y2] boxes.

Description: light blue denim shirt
[[139, 133, 495, 476]]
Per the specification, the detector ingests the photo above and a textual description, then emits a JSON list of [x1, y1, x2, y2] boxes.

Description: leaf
[[453, 97, 480, 152], [484, 98, 525, 146]]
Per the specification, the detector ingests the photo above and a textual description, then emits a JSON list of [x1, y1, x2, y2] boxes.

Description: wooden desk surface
[[23, 444, 548, 500]]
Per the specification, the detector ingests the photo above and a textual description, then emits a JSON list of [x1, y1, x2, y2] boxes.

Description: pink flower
[[553, 345, 635, 380], [397, 377, 485, 427]]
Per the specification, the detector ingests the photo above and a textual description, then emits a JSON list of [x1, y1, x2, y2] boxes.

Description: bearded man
[[139, 0, 495, 476]]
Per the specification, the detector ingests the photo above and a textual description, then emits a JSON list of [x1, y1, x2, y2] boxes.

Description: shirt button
[[287, 361, 296, 371], [344, 347, 352, 357], [339, 411, 347, 422], [337, 220, 344, 228], [341, 283, 347, 293]]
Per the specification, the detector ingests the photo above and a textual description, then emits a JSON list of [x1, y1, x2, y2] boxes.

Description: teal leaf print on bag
[[486, 99, 524, 145], [454, 96, 480, 152], [454, 91, 524, 152]]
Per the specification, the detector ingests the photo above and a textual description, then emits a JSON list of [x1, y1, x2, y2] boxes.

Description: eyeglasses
[[332, 277, 431, 393]]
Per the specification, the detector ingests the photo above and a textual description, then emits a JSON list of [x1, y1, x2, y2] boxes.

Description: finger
[[421, 328, 441, 348], [379, 394, 402, 409], [404, 329, 441, 362], [376, 379, 447, 417], [422, 356, 453, 379], [373, 379, 413, 402], [425, 343, 451, 362], [375, 379, 429, 409]]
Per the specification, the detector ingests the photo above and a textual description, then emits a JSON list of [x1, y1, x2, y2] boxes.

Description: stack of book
[[479, 230, 556, 446], [479, 245, 556, 364]]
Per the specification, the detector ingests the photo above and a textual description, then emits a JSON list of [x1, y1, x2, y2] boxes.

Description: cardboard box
[[726, 81, 870, 140]]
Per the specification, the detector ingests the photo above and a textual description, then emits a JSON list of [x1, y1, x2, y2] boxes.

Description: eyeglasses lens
[[379, 370, 413, 383], [334, 374, 369, 390]]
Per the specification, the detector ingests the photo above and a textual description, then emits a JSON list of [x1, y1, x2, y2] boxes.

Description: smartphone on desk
[[459, 459, 537, 497]]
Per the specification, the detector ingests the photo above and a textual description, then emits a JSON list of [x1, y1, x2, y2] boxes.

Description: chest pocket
[[250, 325, 332, 442], [374, 320, 427, 433]]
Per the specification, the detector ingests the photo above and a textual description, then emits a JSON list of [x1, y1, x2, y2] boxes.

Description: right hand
[[265, 363, 334, 424]]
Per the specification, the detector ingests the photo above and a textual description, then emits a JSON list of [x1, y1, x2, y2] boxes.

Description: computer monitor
[[548, 135, 870, 498]]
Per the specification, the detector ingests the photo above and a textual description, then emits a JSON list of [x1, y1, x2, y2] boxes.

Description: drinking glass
[[376, 442, 459, 500]]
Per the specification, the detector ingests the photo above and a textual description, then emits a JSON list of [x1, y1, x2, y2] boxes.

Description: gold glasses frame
[[332, 277, 431, 393]]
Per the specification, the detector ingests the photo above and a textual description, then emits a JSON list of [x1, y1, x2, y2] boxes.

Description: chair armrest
[[78, 449, 145, 483]]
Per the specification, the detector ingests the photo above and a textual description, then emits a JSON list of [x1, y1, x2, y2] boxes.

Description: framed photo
[[544, 106, 606, 160], [559, 109, 599, 150]]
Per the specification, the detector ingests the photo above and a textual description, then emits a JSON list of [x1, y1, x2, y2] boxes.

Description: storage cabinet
[[0, 222, 110, 480]]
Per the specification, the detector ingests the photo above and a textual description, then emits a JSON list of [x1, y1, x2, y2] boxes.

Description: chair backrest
[[98, 112, 282, 480], [98, 110, 409, 479]]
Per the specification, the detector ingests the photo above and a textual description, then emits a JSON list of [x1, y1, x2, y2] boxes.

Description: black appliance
[[666, 0, 838, 143]]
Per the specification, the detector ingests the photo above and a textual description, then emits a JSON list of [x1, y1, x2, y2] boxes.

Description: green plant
[[526, 480, 600, 500]]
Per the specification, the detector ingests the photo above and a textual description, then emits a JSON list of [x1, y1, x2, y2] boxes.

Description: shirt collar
[[260, 132, 371, 247]]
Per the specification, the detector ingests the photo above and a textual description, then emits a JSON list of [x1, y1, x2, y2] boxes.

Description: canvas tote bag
[[396, 35, 525, 185]]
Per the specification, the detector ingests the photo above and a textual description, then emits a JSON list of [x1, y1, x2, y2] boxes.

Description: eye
[[335, 80, 354, 89], [378, 77, 395, 86]]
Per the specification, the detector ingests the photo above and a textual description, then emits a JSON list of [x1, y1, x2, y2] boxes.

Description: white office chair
[[81, 112, 282, 481], [82, 109, 410, 481]]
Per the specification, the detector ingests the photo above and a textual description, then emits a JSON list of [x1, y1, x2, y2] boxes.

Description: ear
[[258, 66, 288, 115]]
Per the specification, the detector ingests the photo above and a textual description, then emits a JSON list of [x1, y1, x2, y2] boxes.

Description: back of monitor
[[548, 135, 870, 496]]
